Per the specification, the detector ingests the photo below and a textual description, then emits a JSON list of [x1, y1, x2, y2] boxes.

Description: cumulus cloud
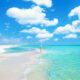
[[21, 27, 53, 39], [36, 32, 53, 38], [53, 6, 80, 39], [21, 27, 48, 34], [42, 18, 58, 26], [24, 0, 52, 7], [72, 20, 80, 26], [54, 20, 80, 34], [6, 6, 58, 26], [63, 34, 78, 39], [54, 24, 73, 34], [68, 6, 80, 19]]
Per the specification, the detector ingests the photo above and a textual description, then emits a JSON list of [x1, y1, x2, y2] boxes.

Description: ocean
[[41, 45, 80, 80], [4, 45, 80, 80]]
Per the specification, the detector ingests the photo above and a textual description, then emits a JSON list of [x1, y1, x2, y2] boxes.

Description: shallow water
[[5, 46, 35, 53], [40, 46, 80, 80]]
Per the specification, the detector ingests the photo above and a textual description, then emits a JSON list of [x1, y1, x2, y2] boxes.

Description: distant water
[[4, 45, 80, 80]]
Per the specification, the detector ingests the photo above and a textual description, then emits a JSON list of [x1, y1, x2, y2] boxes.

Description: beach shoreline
[[0, 45, 45, 80]]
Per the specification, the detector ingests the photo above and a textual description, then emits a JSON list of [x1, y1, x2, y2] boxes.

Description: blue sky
[[0, 0, 80, 45]]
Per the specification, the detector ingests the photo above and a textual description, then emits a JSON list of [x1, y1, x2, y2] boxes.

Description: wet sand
[[26, 61, 49, 80]]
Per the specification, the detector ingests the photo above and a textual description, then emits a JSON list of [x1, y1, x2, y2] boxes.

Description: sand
[[0, 45, 42, 80], [26, 61, 49, 80]]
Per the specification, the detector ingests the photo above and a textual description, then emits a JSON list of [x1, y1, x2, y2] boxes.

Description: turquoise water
[[5, 46, 28, 53], [41, 46, 80, 80], [5, 45, 80, 80], [5, 46, 35, 53]]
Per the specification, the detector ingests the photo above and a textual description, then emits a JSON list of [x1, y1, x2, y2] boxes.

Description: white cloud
[[21, 27, 42, 34], [6, 6, 58, 26], [72, 20, 80, 26], [54, 6, 80, 35], [68, 6, 80, 31], [26, 36, 32, 39], [63, 34, 78, 39], [68, 6, 80, 19], [54, 24, 74, 34], [54, 38, 58, 41], [54, 20, 80, 34], [21, 27, 50, 34], [36, 32, 53, 38], [42, 18, 58, 26], [53, 6, 80, 39], [21, 27, 53, 39], [24, 0, 52, 7]]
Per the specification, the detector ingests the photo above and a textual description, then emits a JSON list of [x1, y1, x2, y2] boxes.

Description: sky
[[0, 0, 80, 45]]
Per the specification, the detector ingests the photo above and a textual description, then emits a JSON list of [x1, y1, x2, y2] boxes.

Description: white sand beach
[[0, 45, 44, 80]]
